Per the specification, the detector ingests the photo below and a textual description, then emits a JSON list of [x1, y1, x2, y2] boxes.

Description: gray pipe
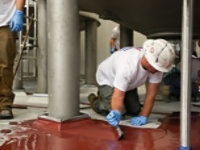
[[120, 25, 133, 48], [37, 0, 48, 93], [180, 0, 193, 148], [85, 20, 98, 85], [47, 0, 80, 120], [32, 1, 37, 77]]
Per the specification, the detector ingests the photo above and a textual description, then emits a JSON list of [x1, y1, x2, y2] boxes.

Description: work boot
[[0, 108, 13, 119], [88, 93, 98, 112]]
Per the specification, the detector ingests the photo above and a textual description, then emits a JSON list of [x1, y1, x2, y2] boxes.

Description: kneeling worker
[[88, 39, 175, 126]]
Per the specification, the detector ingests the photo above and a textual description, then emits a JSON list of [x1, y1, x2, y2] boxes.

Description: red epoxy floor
[[0, 112, 200, 150]]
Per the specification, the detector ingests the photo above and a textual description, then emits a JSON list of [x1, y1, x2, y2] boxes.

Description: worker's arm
[[131, 82, 159, 126], [140, 82, 159, 117], [16, 0, 25, 10], [111, 87, 125, 113], [110, 38, 116, 54], [10, 0, 25, 32], [110, 38, 116, 48], [106, 87, 125, 126]]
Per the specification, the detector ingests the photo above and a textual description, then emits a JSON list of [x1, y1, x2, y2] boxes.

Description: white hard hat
[[143, 39, 175, 72]]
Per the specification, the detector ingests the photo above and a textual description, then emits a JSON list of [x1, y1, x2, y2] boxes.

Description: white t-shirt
[[96, 47, 163, 92], [0, 0, 16, 27], [111, 26, 120, 50]]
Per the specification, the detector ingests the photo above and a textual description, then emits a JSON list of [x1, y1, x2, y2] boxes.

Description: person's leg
[[124, 88, 141, 115], [0, 26, 16, 119], [92, 85, 113, 116], [192, 83, 199, 101]]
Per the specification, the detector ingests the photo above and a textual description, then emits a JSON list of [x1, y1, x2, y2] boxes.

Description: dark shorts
[[93, 85, 141, 116]]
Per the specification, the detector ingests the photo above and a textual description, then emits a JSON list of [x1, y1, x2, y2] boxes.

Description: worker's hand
[[10, 10, 23, 32], [130, 116, 147, 126], [106, 110, 121, 127], [110, 48, 115, 54]]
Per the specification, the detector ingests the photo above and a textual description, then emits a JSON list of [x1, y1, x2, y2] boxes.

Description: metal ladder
[[17, 0, 38, 81]]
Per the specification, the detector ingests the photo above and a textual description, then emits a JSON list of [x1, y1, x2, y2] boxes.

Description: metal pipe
[[85, 20, 98, 85], [47, 0, 80, 120], [120, 25, 133, 48], [32, 0, 37, 77], [26, 0, 30, 53], [180, 0, 193, 149], [37, 0, 48, 93]]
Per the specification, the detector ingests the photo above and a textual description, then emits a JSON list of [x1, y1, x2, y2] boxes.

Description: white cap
[[143, 39, 175, 72]]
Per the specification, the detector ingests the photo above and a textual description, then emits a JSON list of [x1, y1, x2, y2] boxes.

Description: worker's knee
[[93, 100, 111, 116]]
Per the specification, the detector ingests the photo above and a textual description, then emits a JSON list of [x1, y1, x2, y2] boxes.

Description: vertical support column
[[37, 0, 48, 93], [85, 20, 97, 85], [47, 0, 80, 119], [180, 0, 193, 149], [120, 25, 133, 48], [32, 1, 37, 77], [26, 0, 30, 52]]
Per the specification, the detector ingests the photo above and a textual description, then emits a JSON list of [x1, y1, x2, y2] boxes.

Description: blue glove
[[106, 110, 121, 127], [10, 10, 23, 32], [110, 48, 115, 54], [180, 146, 191, 150], [130, 116, 147, 126]]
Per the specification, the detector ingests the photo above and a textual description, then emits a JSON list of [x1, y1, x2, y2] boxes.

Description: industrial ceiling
[[79, 0, 200, 39]]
